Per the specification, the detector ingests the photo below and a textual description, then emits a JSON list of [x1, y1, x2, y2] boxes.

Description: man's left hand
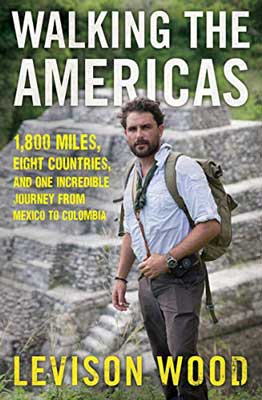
[[138, 253, 168, 279]]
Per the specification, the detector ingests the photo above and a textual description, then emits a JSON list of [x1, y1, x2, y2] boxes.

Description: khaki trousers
[[138, 267, 208, 400]]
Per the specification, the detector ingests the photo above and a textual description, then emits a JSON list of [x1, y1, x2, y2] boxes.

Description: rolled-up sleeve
[[176, 156, 221, 224]]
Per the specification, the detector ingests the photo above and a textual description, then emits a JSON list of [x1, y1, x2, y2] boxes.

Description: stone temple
[[0, 89, 261, 387]]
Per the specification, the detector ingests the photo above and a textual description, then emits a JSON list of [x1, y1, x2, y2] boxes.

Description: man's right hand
[[112, 280, 130, 311]]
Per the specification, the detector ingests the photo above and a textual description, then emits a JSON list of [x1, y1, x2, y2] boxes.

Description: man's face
[[124, 112, 164, 158]]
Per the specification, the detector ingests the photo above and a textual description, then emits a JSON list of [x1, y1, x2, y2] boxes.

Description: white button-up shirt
[[123, 143, 221, 262]]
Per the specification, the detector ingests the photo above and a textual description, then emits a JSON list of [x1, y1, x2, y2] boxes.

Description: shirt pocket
[[146, 188, 165, 214], [146, 175, 167, 212]]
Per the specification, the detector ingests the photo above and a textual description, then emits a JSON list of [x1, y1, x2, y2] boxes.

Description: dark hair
[[118, 97, 165, 129]]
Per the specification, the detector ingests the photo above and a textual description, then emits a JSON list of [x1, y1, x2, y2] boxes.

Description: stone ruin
[[0, 89, 261, 388]]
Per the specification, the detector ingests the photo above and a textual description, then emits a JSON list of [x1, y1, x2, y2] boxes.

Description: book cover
[[0, 1, 261, 399]]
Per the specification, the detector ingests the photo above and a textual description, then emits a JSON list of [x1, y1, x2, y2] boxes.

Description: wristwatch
[[165, 253, 179, 273]]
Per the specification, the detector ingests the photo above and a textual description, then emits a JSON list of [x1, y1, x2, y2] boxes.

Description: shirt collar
[[135, 142, 172, 175], [154, 143, 172, 169]]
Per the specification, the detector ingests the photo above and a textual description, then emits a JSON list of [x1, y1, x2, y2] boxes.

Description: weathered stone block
[[162, 103, 230, 130]]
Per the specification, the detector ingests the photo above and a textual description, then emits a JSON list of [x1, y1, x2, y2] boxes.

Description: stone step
[[1, 119, 260, 234], [0, 118, 115, 177], [105, 259, 262, 360], [0, 275, 33, 293], [74, 99, 231, 129], [0, 276, 52, 345], [99, 314, 127, 334], [0, 207, 260, 294], [16, 192, 117, 214], [3, 171, 261, 213], [0, 165, 113, 191], [58, 254, 262, 379], [37, 284, 118, 364], [4, 118, 261, 187], [119, 259, 262, 375], [45, 284, 110, 310], [137, 351, 155, 375], [0, 226, 58, 264], [0, 330, 16, 362], [1, 174, 260, 236], [1, 259, 52, 290], [0, 142, 15, 179], [88, 325, 118, 347], [82, 336, 109, 355], [173, 120, 261, 184], [225, 177, 262, 215], [0, 224, 121, 264], [50, 239, 121, 293], [28, 121, 114, 157], [81, 319, 134, 355], [0, 224, 128, 294], [99, 284, 140, 324], [105, 291, 139, 316], [62, 349, 106, 385], [100, 119, 260, 187], [110, 120, 262, 185], [120, 328, 150, 358], [21, 118, 117, 152], [47, 206, 261, 279], [201, 258, 262, 335], [209, 209, 262, 272], [79, 290, 140, 356], [45, 285, 112, 339], [0, 212, 14, 230], [0, 274, 110, 362], [3, 176, 115, 205], [3, 200, 118, 237]]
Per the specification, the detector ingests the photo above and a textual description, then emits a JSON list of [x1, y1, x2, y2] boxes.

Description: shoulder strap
[[165, 151, 194, 229], [165, 151, 218, 324], [203, 261, 219, 324], [115, 159, 136, 237], [113, 159, 136, 204], [124, 159, 136, 189]]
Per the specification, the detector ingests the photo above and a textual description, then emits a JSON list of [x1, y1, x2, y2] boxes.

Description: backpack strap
[[165, 151, 218, 324], [165, 152, 194, 229], [203, 260, 219, 324], [115, 159, 136, 237], [118, 204, 126, 237]]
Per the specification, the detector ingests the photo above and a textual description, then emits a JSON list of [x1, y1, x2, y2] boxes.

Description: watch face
[[167, 257, 178, 270]]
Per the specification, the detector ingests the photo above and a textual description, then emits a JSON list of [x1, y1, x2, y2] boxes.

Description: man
[[112, 97, 221, 400]]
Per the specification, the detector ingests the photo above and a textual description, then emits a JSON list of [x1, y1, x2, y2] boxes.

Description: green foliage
[[0, 382, 262, 400], [3, 388, 29, 400], [0, 374, 11, 395], [209, 386, 262, 400]]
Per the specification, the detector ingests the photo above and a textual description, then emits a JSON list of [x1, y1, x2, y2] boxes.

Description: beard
[[129, 139, 160, 158]]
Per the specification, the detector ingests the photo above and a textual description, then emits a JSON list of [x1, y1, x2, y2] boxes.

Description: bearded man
[[112, 97, 221, 400]]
